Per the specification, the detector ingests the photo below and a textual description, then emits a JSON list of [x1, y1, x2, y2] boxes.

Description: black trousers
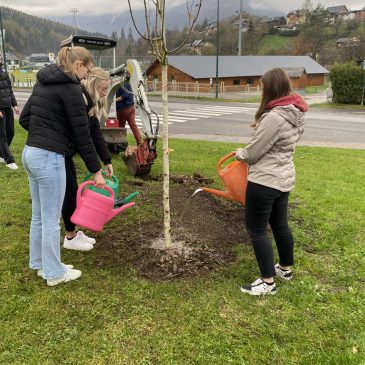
[[0, 107, 15, 164], [245, 181, 294, 278], [62, 156, 78, 232]]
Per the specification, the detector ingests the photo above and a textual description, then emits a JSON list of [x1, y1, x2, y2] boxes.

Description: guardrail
[[146, 80, 262, 99], [9, 70, 37, 88]]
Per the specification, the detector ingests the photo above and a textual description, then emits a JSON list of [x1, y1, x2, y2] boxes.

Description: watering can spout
[[202, 187, 232, 200], [106, 202, 136, 223]]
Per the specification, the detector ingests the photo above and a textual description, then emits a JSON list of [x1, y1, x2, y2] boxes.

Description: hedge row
[[329, 62, 365, 104]]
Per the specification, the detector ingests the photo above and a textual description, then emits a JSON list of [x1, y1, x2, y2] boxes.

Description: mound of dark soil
[[95, 175, 248, 280]]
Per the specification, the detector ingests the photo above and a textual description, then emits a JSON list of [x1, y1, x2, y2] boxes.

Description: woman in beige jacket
[[236, 68, 308, 296]]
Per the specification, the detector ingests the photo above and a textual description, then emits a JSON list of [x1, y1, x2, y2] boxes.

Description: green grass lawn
[[1, 123, 365, 364], [305, 83, 329, 94], [257, 35, 295, 55], [310, 103, 365, 110]]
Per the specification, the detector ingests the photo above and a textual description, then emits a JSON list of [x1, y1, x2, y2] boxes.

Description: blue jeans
[[22, 146, 66, 280]]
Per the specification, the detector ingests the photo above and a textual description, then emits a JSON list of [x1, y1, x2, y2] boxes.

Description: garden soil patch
[[96, 175, 249, 281]]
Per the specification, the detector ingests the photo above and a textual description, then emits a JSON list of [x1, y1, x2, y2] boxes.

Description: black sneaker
[[240, 278, 277, 296], [275, 264, 293, 281]]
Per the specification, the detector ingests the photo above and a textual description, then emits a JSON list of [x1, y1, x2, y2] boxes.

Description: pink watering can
[[71, 181, 135, 232], [202, 152, 248, 204]]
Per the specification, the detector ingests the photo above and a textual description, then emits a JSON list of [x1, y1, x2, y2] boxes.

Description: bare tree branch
[[143, 0, 156, 53], [167, 0, 202, 54], [127, 0, 150, 40]]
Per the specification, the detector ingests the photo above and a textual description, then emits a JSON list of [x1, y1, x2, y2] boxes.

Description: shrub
[[329, 62, 365, 104]]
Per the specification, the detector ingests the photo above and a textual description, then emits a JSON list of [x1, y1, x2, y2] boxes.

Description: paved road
[[15, 90, 365, 149]]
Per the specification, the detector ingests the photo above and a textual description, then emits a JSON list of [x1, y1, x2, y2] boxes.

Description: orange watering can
[[71, 181, 135, 232], [202, 152, 248, 204]]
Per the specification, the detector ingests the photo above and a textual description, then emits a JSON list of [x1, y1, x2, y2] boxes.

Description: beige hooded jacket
[[236, 104, 305, 192]]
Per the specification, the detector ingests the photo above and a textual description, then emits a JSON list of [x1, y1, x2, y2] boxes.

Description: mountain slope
[[1, 6, 106, 57], [48, 0, 283, 36]]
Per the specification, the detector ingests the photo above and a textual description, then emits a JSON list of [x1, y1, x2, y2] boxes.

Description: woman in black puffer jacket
[[19, 46, 106, 287]]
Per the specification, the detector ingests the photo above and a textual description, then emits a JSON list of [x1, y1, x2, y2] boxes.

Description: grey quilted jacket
[[236, 104, 305, 192]]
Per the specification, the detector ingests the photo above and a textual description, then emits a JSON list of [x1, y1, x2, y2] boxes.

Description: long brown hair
[[81, 67, 109, 119], [56, 46, 94, 75], [254, 68, 292, 125]]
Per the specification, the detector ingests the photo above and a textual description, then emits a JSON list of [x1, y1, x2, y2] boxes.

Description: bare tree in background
[[127, 0, 202, 248]]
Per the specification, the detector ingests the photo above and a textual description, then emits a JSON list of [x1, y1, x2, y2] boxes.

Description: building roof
[[287, 9, 306, 16], [5, 52, 19, 61], [336, 37, 351, 43], [326, 5, 348, 14], [155, 56, 328, 79], [30, 53, 49, 57]]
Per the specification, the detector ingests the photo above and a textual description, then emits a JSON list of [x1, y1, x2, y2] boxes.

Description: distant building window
[[233, 79, 241, 85], [246, 78, 254, 85], [169, 75, 175, 82], [153, 74, 159, 80]]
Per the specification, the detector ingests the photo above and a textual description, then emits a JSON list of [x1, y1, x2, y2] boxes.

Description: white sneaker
[[63, 231, 94, 251], [0, 157, 5, 163], [37, 264, 74, 277], [240, 278, 277, 296], [47, 267, 82, 287], [6, 162, 18, 170], [275, 264, 293, 281], [77, 231, 96, 245]]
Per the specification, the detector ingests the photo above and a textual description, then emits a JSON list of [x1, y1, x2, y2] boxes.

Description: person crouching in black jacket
[[62, 67, 113, 252], [0, 54, 20, 170], [19, 46, 106, 287]]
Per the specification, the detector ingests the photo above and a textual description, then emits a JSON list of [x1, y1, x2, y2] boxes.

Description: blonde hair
[[56, 46, 94, 75], [81, 67, 110, 119]]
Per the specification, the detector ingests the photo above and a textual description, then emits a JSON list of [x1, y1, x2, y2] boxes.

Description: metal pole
[[70, 8, 79, 35], [238, 0, 243, 55], [0, 7, 7, 71], [215, 0, 220, 98], [361, 73, 365, 106]]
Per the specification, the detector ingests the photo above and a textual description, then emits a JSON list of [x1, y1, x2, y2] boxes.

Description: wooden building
[[146, 55, 329, 89]]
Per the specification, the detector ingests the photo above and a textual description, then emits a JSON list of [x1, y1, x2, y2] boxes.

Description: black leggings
[[245, 181, 294, 278], [0, 107, 15, 164], [62, 157, 78, 232]]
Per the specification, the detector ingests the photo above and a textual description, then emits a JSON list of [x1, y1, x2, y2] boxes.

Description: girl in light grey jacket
[[236, 68, 308, 296]]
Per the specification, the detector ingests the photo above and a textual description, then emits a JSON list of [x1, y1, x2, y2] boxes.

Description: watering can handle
[[76, 181, 115, 206], [83, 171, 117, 183], [216, 152, 236, 173]]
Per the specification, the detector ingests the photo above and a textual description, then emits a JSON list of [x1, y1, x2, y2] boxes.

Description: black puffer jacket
[[0, 65, 17, 108], [19, 64, 101, 173]]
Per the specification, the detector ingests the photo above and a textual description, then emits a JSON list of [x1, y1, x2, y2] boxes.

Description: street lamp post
[[215, 0, 220, 98], [70, 8, 79, 35], [238, 0, 243, 55], [0, 6, 7, 71]]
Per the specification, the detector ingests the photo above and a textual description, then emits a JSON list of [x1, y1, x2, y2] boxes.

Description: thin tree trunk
[[161, 62, 172, 248]]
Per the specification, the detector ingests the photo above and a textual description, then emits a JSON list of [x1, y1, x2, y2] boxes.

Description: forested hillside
[[179, 5, 365, 66], [2, 4, 365, 66], [1, 6, 106, 57]]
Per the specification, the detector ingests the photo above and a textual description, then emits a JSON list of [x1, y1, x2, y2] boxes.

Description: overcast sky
[[1, 0, 364, 16]]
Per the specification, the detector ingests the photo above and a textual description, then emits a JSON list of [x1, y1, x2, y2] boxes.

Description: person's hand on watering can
[[105, 164, 113, 178], [235, 148, 244, 159], [94, 170, 106, 189]]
